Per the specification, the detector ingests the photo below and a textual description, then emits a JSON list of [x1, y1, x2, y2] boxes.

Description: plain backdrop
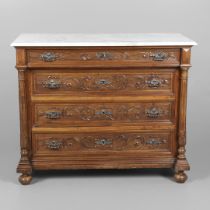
[[0, 0, 210, 210]]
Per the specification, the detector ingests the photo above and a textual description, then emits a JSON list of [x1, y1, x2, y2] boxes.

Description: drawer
[[33, 102, 176, 127], [27, 48, 180, 67], [32, 130, 175, 156], [31, 69, 177, 96]]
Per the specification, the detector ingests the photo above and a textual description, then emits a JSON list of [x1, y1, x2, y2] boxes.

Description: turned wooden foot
[[174, 171, 187, 183], [19, 174, 32, 185]]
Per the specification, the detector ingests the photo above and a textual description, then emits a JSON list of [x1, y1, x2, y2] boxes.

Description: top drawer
[[26, 48, 180, 67]]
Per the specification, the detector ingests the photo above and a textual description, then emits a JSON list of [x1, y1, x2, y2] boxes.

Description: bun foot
[[19, 174, 32, 185], [174, 171, 187, 183]]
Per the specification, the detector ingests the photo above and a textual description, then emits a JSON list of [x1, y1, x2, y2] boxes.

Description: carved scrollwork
[[76, 50, 177, 62], [38, 74, 171, 92], [38, 133, 169, 152], [80, 107, 95, 120], [80, 53, 91, 61], [37, 103, 171, 122]]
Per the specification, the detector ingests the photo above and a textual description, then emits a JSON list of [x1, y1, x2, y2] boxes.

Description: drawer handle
[[146, 107, 161, 118], [96, 79, 111, 85], [146, 78, 161, 88], [42, 76, 61, 89], [45, 111, 62, 119], [145, 138, 167, 145], [40, 52, 58, 62], [95, 138, 112, 146], [150, 52, 167, 61], [46, 140, 63, 150], [96, 109, 112, 116], [96, 52, 112, 60]]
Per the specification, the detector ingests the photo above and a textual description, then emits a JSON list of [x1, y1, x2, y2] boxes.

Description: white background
[[0, 0, 209, 209]]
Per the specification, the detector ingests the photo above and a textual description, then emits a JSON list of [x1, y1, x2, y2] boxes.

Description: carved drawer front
[[27, 48, 180, 67], [31, 70, 176, 96], [33, 102, 175, 127], [32, 131, 174, 156]]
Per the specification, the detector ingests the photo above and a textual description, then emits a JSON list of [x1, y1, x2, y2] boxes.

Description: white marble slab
[[11, 33, 197, 47]]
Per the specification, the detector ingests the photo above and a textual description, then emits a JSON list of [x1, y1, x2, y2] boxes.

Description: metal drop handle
[[40, 52, 57, 62], [150, 52, 167, 61], [95, 139, 112, 146], [45, 111, 62, 119], [46, 140, 63, 150], [42, 76, 61, 89], [96, 109, 112, 116], [147, 78, 161, 88], [146, 107, 161, 118], [96, 79, 111, 85], [96, 52, 112, 60], [145, 138, 167, 145]]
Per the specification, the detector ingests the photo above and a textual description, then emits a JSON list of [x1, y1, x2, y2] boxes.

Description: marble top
[[11, 33, 197, 47]]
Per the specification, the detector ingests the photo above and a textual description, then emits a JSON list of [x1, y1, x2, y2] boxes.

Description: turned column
[[174, 47, 191, 183], [16, 48, 32, 185]]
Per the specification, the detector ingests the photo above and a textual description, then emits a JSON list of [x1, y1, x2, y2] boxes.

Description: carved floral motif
[[39, 74, 171, 91], [37, 103, 171, 122], [77, 50, 176, 61], [37, 49, 178, 63], [38, 133, 169, 151]]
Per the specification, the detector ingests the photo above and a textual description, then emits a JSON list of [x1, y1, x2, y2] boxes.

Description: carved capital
[[16, 66, 27, 71], [16, 48, 27, 67], [180, 65, 191, 71], [181, 47, 191, 66]]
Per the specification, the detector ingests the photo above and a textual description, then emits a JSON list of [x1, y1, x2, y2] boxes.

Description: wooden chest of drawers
[[11, 34, 196, 184]]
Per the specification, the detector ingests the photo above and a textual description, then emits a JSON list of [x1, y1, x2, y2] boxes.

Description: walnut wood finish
[[27, 48, 180, 68], [31, 69, 176, 96], [33, 102, 175, 127], [16, 48, 32, 185], [14, 46, 193, 184], [174, 48, 191, 183], [32, 131, 174, 155]]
